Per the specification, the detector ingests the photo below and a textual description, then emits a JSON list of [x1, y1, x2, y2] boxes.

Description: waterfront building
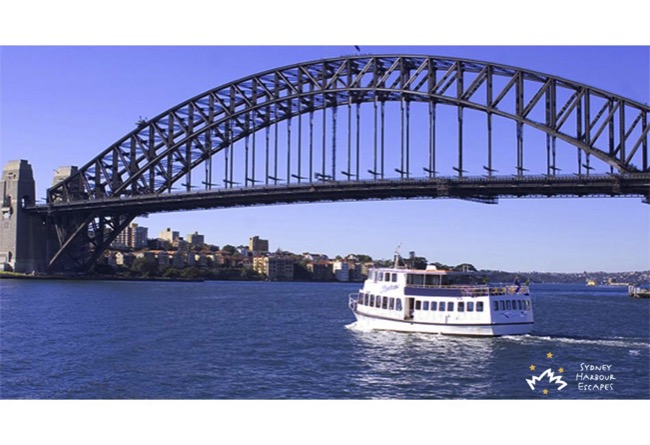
[[115, 251, 135, 267], [333, 259, 350, 282], [249, 236, 269, 254], [112, 223, 148, 249], [177, 239, 190, 253], [307, 260, 334, 281], [253, 255, 294, 280], [186, 251, 196, 266], [134, 251, 156, 261], [156, 250, 170, 268], [187, 231, 205, 247], [193, 253, 208, 267], [159, 228, 180, 248], [171, 251, 185, 268], [212, 252, 228, 266], [303, 252, 329, 261], [359, 262, 374, 278]]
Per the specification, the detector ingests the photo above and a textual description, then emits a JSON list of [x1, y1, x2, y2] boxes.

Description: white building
[[333, 260, 350, 282], [112, 223, 148, 249], [159, 227, 180, 248], [187, 231, 205, 246]]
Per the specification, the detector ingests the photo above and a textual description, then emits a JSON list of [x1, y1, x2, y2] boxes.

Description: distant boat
[[607, 278, 632, 286], [628, 285, 650, 299], [586, 279, 597, 286]]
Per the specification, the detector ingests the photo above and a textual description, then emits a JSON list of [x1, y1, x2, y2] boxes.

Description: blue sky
[[1, 46, 649, 272]]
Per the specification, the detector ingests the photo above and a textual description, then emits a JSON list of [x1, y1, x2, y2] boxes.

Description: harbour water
[[1, 279, 648, 399]]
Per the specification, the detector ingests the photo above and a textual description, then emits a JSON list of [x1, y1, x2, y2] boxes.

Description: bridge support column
[[0, 160, 47, 273]]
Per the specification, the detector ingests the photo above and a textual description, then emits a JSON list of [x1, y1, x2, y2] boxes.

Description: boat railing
[[488, 285, 530, 296], [348, 293, 359, 310], [404, 284, 529, 296], [405, 284, 491, 297]]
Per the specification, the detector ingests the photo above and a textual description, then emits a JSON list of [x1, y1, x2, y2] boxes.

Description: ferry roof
[[371, 266, 479, 276]]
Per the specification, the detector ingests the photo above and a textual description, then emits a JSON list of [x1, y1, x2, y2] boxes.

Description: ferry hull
[[351, 310, 533, 337]]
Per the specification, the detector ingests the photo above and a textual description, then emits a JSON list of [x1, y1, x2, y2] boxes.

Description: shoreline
[[0, 272, 205, 283], [0, 271, 364, 284]]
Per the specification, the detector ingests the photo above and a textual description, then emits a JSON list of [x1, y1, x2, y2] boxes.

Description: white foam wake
[[502, 334, 649, 349]]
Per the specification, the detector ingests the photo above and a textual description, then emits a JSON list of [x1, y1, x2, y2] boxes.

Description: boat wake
[[345, 322, 374, 333], [501, 334, 650, 350]]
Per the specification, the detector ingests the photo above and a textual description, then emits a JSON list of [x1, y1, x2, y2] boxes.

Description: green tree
[[162, 267, 182, 279], [90, 263, 116, 276], [411, 256, 428, 270], [181, 267, 202, 279], [222, 244, 237, 255], [131, 257, 160, 277]]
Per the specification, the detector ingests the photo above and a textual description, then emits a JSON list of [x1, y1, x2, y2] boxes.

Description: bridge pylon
[[43, 165, 136, 273], [0, 160, 46, 273]]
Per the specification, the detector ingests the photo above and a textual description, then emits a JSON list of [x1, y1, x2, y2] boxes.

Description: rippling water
[[1, 280, 648, 399]]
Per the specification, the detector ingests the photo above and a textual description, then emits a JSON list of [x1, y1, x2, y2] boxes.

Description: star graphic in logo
[[526, 353, 568, 394]]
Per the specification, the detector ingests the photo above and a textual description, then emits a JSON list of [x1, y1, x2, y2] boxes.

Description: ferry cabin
[[350, 267, 533, 336]]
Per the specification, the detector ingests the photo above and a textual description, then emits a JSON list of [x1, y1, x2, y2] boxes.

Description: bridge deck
[[28, 174, 650, 216]]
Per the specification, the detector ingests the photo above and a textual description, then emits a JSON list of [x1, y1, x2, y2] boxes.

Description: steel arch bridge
[[29, 54, 650, 272]]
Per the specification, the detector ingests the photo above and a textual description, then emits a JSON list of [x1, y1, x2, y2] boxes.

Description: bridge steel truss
[[36, 55, 650, 272]]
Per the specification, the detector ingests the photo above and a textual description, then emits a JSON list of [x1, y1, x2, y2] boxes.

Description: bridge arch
[[35, 54, 650, 272], [48, 54, 650, 203]]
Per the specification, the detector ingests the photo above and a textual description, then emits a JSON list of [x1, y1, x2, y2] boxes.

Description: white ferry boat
[[348, 257, 533, 336]]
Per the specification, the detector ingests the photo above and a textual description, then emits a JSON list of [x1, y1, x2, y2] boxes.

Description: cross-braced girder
[[47, 55, 650, 204]]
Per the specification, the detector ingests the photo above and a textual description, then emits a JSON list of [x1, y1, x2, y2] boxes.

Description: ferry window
[[525, 300, 530, 310], [499, 301, 506, 311], [458, 302, 465, 312], [439, 302, 446, 311], [467, 302, 474, 312], [389, 297, 395, 310], [415, 300, 422, 310], [359, 293, 365, 305], [396, 299, 403, 311], [493, 301, 499, 311], [517, 300, 522, 310], [370, 295, 375, 306], [430, 301, 437, 311], [382, 297, 388, 309], [423, 301, 429, 311], [447, 302, 454, 312], [392, 273, 397, 282], [477, 302, 484, 312], [376, 296, 382, 308], [506, 301, 512, 310]]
